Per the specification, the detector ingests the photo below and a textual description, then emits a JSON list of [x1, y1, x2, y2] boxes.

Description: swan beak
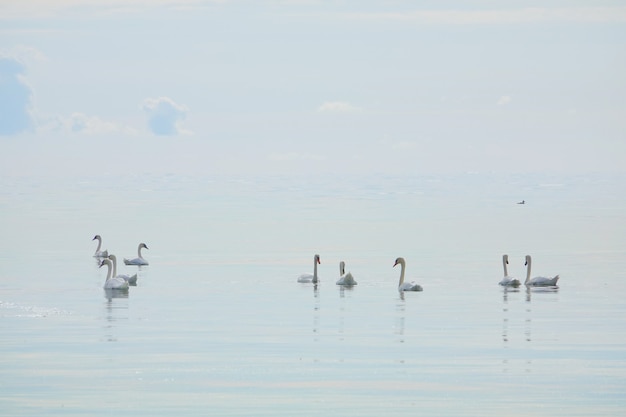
[[393, 261, 398, 267]]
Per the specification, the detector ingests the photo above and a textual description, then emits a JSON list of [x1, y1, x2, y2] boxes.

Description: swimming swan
[[499, 254, 521, 287], [124, 243, 149, 266], [108, 254, 138, 285], [524, 255, 559, 287], [92, 235, 108, 258], [99, 258, 129, 290], [393, 257, 423, 292], [297, 254, 320, 283], [336, 261, 357, 286]]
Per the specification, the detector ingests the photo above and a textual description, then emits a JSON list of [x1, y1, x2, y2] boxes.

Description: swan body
[[499, 254, 521, 287], [99, 258, 129, 290], [124, 243, 149, 266], [336, 261, 357, 286], [524, 255, 559, 287], [108, 254, 138, 285], [92, 235, 108, 258], [393, 257, 423, 292], [297, 254, 320, 283]]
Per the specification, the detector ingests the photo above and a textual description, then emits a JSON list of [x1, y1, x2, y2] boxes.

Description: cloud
[[0, 56, 34, 135], [317, 101, 361, 113], [35, 112, 137, 135], [497, 95, 512, 106], [141, 96, 190, 136], [65, 112, 133, 134]]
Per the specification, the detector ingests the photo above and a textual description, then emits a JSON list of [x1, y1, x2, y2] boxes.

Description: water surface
[[1, 173, 625, 416]]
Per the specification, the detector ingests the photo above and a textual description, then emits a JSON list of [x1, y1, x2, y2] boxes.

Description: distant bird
[[99, 258, 129, 290], [92, 235, 108, 258], [393, 257, 423, 292], [524, 255, 559, 287], [517, 200, 525, 205], [498, 254, 520, 287], [108, 254, 138, 284], [336, 261, 357, 286], [124, 243, 149, 266], [297, 254, 320, 283]]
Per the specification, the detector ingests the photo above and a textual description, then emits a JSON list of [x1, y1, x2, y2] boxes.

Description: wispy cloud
[[67, 113, 134, 135], [317, 101, 361, 113], [0, 56, 34, 136], [141, 96, 190, 136], [36, 112, 137, 135]]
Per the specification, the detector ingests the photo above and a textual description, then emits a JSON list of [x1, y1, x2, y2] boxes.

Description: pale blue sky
[[1, 1, 625, 176]]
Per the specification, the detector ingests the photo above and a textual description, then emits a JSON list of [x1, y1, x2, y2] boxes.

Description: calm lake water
[[1, 173, 625, 416]]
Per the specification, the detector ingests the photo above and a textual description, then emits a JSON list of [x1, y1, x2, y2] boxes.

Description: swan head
[[92, 235, 101, 241], [108, 254, 117, 262], [503, 254, 509, 265], [340, 261, 345, 275], [393, 257, 405, 268], [99, 259, 111, 268], [140, 243, 149, 250], [314, 254, 320, 264], [524, 255, 531, 266]]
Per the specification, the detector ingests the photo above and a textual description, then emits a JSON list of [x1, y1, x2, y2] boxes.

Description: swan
[[124, 243, 149, 266], [92, 235, 108, 258], [108, 254, 138, 285], [393, 257, 423, 291], [297, 254, 320, 283], [499, 254, 521, 287], [99, 258, 129, 290], [336, 261, 357, 286], [524, 255, 559, 287]]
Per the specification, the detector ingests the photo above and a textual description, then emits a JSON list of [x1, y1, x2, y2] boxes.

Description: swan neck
[[105, 262, 112, 282], [110, 257, 117, 277], [313, 258, 318, 282], [138, 245, 143, 258], [502, 256, 508, 276], [398, 262, 406, 286], [95, 238, 102, 252], [525, 257, 532, 283]]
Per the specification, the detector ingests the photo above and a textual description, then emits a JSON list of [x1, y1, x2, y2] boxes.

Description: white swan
[[297, 254, 320, 283], [393, 257, 423, 292], [108, 254, 138, 285], [499, 254, 521, 287], [92, 235, 108, 258], [99, 258, 129, 290], [124, 243, 149, 266], [524, 255, 559, 287], [336, 261, 357, 286]]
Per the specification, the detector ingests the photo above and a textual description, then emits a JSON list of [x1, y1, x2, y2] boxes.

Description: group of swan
[[296, 255, 422, 291], [92, 235, 149, 289], [296, 255, 359, 287], [298, 253, 559, 292], [500, 254, 559, 288]]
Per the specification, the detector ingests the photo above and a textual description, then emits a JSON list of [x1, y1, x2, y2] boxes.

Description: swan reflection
[[103, 288, 129, 301]]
